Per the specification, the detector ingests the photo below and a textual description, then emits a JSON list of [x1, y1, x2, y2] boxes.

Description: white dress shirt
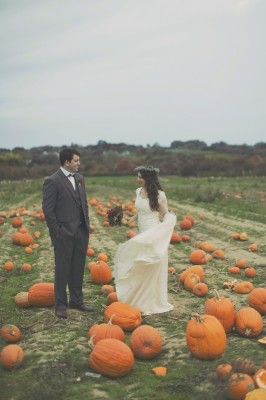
[[60, 166, 76, 190]]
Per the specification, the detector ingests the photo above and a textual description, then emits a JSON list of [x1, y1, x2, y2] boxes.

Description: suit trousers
[[54, 224, 88, 309]]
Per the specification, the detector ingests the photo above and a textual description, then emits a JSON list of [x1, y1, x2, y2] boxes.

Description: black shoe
[[69, 303, 94, 312], [55, 308, 67, 319]]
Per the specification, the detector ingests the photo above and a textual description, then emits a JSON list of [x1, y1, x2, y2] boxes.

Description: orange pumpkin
[[179, 218, 192, 230], [104, 301, 142, 331], [0, 325, 22, 343], [170, 232, 182, 244], [86, 247, 95, 257], [212, 249, 225, 259], [21, 263, 32, 273], [11, 217, 23, 228], [19, 233, 33, 247], [181, 234, 190, 242], [152, 366, 167, 376], [198, 241, 216, 253], [204, 291, 235, 333], [107, 292, 118, 305], [179, 265, 205, 284], [233, 281, 254, 294], [235, 259, 248, 269], [97, 253, 108, 262], [234, 307, 263, 338], [248, 288, 266, 315], [244, 267, 257, 278], [192, 282, 209, 297], [227, 373, 255, 400], [100, 284, 115, 296], [183, 273, 200, 291], [3, 261, 14, 272], [127, 230, 137, 239], [87, 318, 125, 344], [0, 344, 24, 369], [28, 282, 55, 306], [228, 266, 241, 275], [216, 363, 232, 381], [248, 243, 258, 252], [130, 325, 163, 359], [189, 250, 207, 265], [245, 389, 266, 400], [89, 338, 134, 378], [90, 261, 112, 284], [185, 313, 226, 360]]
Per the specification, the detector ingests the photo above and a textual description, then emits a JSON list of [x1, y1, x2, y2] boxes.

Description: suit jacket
[[42, 169, 89, 245]]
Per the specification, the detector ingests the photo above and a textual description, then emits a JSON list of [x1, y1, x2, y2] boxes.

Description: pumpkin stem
[[191, 313, 202, 323], [108, 315, 115, 325]]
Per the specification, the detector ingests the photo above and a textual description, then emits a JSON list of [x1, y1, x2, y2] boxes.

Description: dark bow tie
[[68, 173, 75, 177]]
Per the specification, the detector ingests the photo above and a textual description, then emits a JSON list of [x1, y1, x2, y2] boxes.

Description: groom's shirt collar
[[60, 166, 71, 176]]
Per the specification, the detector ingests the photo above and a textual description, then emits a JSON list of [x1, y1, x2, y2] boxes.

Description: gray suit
[[42, 169, 89, 309]]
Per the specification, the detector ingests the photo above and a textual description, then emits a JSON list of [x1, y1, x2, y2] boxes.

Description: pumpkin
[[179, 265, 205, 284], [216, 363, 232, 381], [130, 325, 163, 359], [168, 267, 176, 274], [100, 284, 115, 296], [179, 218, 192, 230], [28, 282, 55, 306], [231, 232, 241, 240], [245, 389, 266, 400], [3, 261, 14, 272], [97, 253, 108, 262], [90, 261, 112, 284], [152, 366, 167, 376], [245, 268, 257, 278], [24, 246, 33, 254], [127, 230, 137, 239], [227, 373, 255, 400], [239, 232, 248, 241], [228, 267, 241, 275], [233, 282, 254, 294], [104, 301, 142, 331], [204, 290, 235, 333], [19, 233, 33, 247], [184, 215, 195, 226], [181, 234, 190, 242], [86, 247, 95, 257], [0, 325, 22, 343], [212, 249, 225, 259], [107, 292, 118, 305], [234, 307, 263, 338], [248, 288, 266, 315], [248, 243, 258, 252], [0, 344, 24, 369], [189, 250, 207, 265], [21, 263, 32, 273], [14, 292, 30, 308], [192, 282, 209, 297], [87, 317, 125, 344], [89, 338, 134, 378], [170, 232, 182, 244], [11, 232, 24, 246], [198, 241, 216, 253], [11, 217, 23, 228], [185, 313, 226, 360], [235, 259, 248, 269], [254, 369, 266, 390], [184, 273, 200, 291]]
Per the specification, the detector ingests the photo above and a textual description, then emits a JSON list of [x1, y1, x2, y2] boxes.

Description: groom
[[42, 148, 93, 318]]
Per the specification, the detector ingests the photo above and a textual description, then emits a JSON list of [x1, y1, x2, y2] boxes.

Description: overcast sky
[[0, 0, 265, 149]]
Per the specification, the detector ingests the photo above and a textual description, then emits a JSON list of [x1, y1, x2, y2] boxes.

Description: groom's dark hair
[[59, 148, 80, 166]]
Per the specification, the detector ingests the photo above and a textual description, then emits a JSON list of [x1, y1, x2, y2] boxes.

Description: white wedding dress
[[114, 188, 176, 315]]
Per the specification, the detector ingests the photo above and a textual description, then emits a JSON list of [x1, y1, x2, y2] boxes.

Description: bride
[[113, 166, 176, 315]]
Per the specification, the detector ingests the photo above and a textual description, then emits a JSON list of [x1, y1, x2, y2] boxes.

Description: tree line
[[0, 140, 266, 180]]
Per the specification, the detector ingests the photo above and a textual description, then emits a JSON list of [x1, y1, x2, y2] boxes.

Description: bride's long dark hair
[[137, 167, 163, 211]]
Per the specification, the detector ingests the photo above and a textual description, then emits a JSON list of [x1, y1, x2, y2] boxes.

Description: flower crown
[[134, 165, 160, 174]]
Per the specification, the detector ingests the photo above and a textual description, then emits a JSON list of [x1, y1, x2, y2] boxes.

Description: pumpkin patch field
[[0, 176, 265, 400]]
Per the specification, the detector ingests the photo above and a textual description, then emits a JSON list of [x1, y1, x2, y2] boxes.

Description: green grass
[[0, 176, 265, 400]]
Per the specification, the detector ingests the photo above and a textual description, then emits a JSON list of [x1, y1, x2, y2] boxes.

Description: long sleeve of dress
[[158, 191, 168, 218]]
